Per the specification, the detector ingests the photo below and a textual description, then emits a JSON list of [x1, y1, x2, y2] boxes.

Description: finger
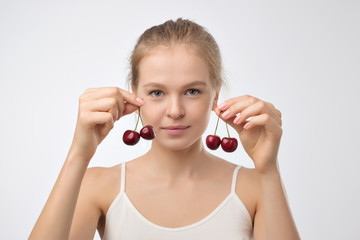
[[82, 87, 120, 99], [82, 87, 144, 119], [82, 87, 144, 107], [118, 88, 144, 107], [275, 108, 282, 118], [216, 95, 260, 119], [80, 111, 114, 129], [216, 95, 260, 111], [100, 114, 115, 136], [265, 102, 282, 119], [82, 98, 120, 122], [81, 88, 125, 119], [123, 102, 140, 117], [243, 113, 282, 137], [233, 101, 282, 126], [117, 88, 145, 118]]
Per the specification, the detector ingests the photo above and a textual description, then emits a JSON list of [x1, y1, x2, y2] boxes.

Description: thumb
[[122, 102, 140, 117]]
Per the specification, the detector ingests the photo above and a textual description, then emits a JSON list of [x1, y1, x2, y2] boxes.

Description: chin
[[154, 137, 202, 151]]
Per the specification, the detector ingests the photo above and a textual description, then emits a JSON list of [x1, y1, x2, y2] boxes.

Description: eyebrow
[[142, 81, 208, 88]]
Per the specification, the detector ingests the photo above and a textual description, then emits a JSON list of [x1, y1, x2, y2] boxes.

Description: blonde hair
[[128, 18, 224, 90]]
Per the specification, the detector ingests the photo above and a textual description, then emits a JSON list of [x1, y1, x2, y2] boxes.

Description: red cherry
[[123, 130, 140, 145], [206, 135, 221, 150], [140, 125, 156, 140], [221, 137, 238, 152], [206, 112, 222, 151]]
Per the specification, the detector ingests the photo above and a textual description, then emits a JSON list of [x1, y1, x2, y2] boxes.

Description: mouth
[[162, 126, 190, 135]]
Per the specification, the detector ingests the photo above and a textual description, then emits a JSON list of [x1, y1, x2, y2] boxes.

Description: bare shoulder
[[84, 164, 122, 188], [81, 164, 122, 215], [236, 166, 262, 221], [209, 158, 260, 221], [237, 167, 261, 191], [71, 164, 122, 238]]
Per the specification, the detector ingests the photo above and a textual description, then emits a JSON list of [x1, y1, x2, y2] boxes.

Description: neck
[[142, 140, 213, 180]]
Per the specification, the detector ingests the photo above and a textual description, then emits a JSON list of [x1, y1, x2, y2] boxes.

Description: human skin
[[29, 44, 300, 240]]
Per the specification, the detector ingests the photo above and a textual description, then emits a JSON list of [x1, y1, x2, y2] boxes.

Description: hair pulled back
[[128, 18, 223, 90]]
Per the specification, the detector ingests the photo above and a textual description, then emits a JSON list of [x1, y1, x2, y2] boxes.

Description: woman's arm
[[253, 166, 300, 240], [29, 149, 96, 239], [216, 95, 300, 239], [29, 87, 144, 240]]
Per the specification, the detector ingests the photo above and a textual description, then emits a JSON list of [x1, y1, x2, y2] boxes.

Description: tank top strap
[[120, 161, 126, 193], [231, 165, 242, 193]]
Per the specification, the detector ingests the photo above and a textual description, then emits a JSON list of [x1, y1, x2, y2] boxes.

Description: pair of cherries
[[122, 108, 155, 145], [206, 113, 238, 152], [122, 108, 237, 152]]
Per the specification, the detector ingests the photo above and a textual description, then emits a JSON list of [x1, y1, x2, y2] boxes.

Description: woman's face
[[134, 44, 218, 151]]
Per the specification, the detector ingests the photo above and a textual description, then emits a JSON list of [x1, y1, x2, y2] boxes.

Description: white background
[[1, 0, 359, 239]]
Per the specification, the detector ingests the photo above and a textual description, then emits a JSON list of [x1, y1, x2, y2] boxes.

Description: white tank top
[[103, 162, 253, 240]]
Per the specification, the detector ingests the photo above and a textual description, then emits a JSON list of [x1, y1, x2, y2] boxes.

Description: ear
[[212, 89, 220, 109], [131, 84, 140, 114], [131, 84, 136, 94]]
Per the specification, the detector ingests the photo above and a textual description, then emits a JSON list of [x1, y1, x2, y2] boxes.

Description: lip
[[162, 125, 190, 135]]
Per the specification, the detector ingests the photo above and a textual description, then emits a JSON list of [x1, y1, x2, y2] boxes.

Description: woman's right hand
[[69, 87, 144, 162]]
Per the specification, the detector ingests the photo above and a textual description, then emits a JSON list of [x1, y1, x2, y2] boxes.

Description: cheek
[[139, 102, 165, 124], [187, 98, 213, 120]]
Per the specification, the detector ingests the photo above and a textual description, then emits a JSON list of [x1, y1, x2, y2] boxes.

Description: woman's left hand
[[214, 95, 283, 174]]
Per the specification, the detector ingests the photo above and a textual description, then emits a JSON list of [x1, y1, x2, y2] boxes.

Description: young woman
[[30, 19, 300, 240]]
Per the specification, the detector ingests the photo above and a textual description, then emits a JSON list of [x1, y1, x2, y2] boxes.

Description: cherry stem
[[226, 122, 231, 138], [138, 107, 144, 127], [214, 113, 221, 136], [134, 109, 141, 131]]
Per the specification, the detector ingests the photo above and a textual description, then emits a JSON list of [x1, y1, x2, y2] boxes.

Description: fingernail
[[217, 102, 226, 110], [136, 97, 145, 105], [233, 115, 241, 124], [244, 122, 250, 129], [222, 110, 230, 118]]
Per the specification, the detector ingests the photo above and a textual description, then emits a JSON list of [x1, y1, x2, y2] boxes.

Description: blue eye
[[150, 90, 163, 97], [186, 89, 200, 95]]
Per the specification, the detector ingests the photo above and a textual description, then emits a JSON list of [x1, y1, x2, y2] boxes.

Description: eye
[[149, 90, 163, 97], [186, 89, 200, 95]]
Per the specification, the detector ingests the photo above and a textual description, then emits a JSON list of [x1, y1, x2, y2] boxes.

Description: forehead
[[137, 45, 211, 88]]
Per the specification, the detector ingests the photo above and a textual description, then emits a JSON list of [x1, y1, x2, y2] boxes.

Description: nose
[[166, 96, 185, 119]]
